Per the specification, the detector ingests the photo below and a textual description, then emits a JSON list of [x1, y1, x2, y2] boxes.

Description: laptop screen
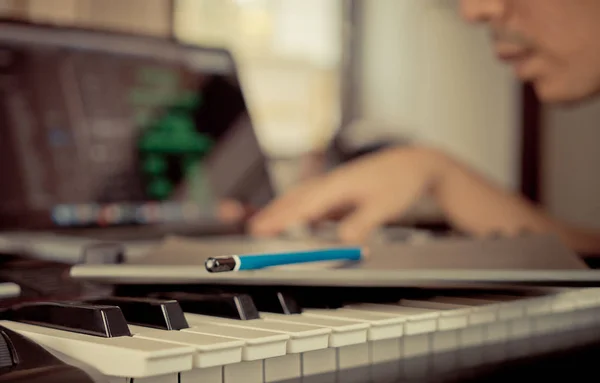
[[0, 22, 274, 231]]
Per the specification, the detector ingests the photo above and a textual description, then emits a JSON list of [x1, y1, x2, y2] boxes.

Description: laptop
[[0, 21, 442, 266], [0, 20, 275, 242]]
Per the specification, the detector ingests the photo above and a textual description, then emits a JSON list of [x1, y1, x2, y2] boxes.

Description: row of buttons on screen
[[50, 202, 208, 227]]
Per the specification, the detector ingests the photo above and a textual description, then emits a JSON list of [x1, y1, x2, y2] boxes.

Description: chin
[[532, 80, 600, 106]]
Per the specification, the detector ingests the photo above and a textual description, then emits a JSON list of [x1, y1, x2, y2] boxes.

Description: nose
[[459, 0, 506, 23]]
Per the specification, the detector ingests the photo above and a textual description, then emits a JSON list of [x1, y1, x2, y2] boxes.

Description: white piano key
[[263, 354, 301, 383], [460, 295, 554, 356], [540, 297, 578, 333], [368, 338, 401, 364], [398, 300, 475, 329], [496, 302, 526, 321], [345, 304, 432, 363], [566, 292, 600, 346], [0, 320, 194, 381], [436, 296, 528, 364], [344, 303, 441, 359], [428, 296, 498, 305], [183, 314, 330, 353], [181, 317, 288, 361], [343, 303, 435, 316], [336, 342, 369, 373], [461, 307, 498, 355], [343, 304, 440, 336], [469, 294, 525, 303], [222, 360, 262, 383], [182, 313, 331, 383], [398, 299, 470, 310], [301, 308, 405, 341], [181, 319, 288, 383], [129, 325, 244, 375], [300, 348, 337, 377], [556, 290, 600, 328], [527, 295, 584, 354], [301, 307, 407, 370], [180, 367, 222, 383], [132, 374, 178, 383], [424, 297, 498, 336], [457, 293, 524, 321], [342, 304, 432, 363], [398, 301, 472, 338], [402, 297, 494, 368], [456, 296, 539, 359], [260, 312, 369, 375], [398, 300, 478, 372], [417, 298, 508, 363], [260, 313, 368, 348], [534, 293, 586, 351]]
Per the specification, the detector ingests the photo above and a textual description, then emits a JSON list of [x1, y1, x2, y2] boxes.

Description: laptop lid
[[0, 21, 275, 233]]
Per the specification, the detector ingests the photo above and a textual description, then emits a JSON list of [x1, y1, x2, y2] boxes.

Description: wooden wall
[[0, 0, 172, 37]]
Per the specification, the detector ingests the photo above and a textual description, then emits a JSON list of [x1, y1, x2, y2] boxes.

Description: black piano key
[[189, 286, 303, 315], [85, 297, 189, 330], [114, 284, 303, 315], [5, 302, 131, 338], [250, 290, 302, 315], [0, 325, 96, 382], [285, 286, 545, 309], [282, 286, 377, 309], [150, 292, 259, 320]]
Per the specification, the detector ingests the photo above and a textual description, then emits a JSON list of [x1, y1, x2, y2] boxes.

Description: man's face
[[460, 0, 600, 103]]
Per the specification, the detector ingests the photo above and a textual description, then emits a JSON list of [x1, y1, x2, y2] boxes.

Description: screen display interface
[[0, 24, 271, 230]]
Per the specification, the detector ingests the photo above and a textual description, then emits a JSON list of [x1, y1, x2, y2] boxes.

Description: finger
[[249, 177, 355, 236], [320, 204, 356, 221], [216, 200, 247, 224], [336, 200, 399, 244], [250, 191, 349, 236]]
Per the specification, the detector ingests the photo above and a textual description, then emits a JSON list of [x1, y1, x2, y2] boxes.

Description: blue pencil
[[204, 247, 367, 272]]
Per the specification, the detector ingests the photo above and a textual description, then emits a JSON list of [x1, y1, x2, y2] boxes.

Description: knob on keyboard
[[0, 331, 15, 369], [150, 292, 260, 320], [0, 283, 20, 300], [85, 297, 189, 330], [5, 302, 131, 338]]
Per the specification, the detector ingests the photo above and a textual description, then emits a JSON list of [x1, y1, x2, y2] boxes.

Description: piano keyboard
[[2, 285, 600, 383]]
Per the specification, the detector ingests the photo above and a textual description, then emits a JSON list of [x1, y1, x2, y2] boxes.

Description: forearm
[[431, 151, 600, 254]]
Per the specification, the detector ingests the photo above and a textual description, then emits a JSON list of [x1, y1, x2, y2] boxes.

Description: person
[[247, 0, 600, 256]]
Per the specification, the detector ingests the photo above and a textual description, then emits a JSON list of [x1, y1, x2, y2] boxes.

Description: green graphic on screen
[[131, 66, 214, 201]]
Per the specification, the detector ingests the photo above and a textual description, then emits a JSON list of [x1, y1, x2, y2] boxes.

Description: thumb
[[336, 201, 399, 243]]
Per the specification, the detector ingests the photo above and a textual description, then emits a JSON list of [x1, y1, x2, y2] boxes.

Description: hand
[[217, 199, 256, 224], [249, 146, 446, 243]]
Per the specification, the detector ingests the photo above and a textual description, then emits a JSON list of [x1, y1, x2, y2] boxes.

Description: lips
[[495, 44, 531, 62], [495, 46, 540, 80]]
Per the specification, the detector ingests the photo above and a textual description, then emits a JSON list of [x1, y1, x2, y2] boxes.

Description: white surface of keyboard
[[4, 288, 600, 383]]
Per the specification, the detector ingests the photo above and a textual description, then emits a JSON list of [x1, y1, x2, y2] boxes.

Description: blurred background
[[0, 0, 599, 233]]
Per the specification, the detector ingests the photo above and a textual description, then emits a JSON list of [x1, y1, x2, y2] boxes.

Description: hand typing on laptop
[[248, 0, 600, 256], [248, 145, 600, 255], [216, 200, 253, 224]]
